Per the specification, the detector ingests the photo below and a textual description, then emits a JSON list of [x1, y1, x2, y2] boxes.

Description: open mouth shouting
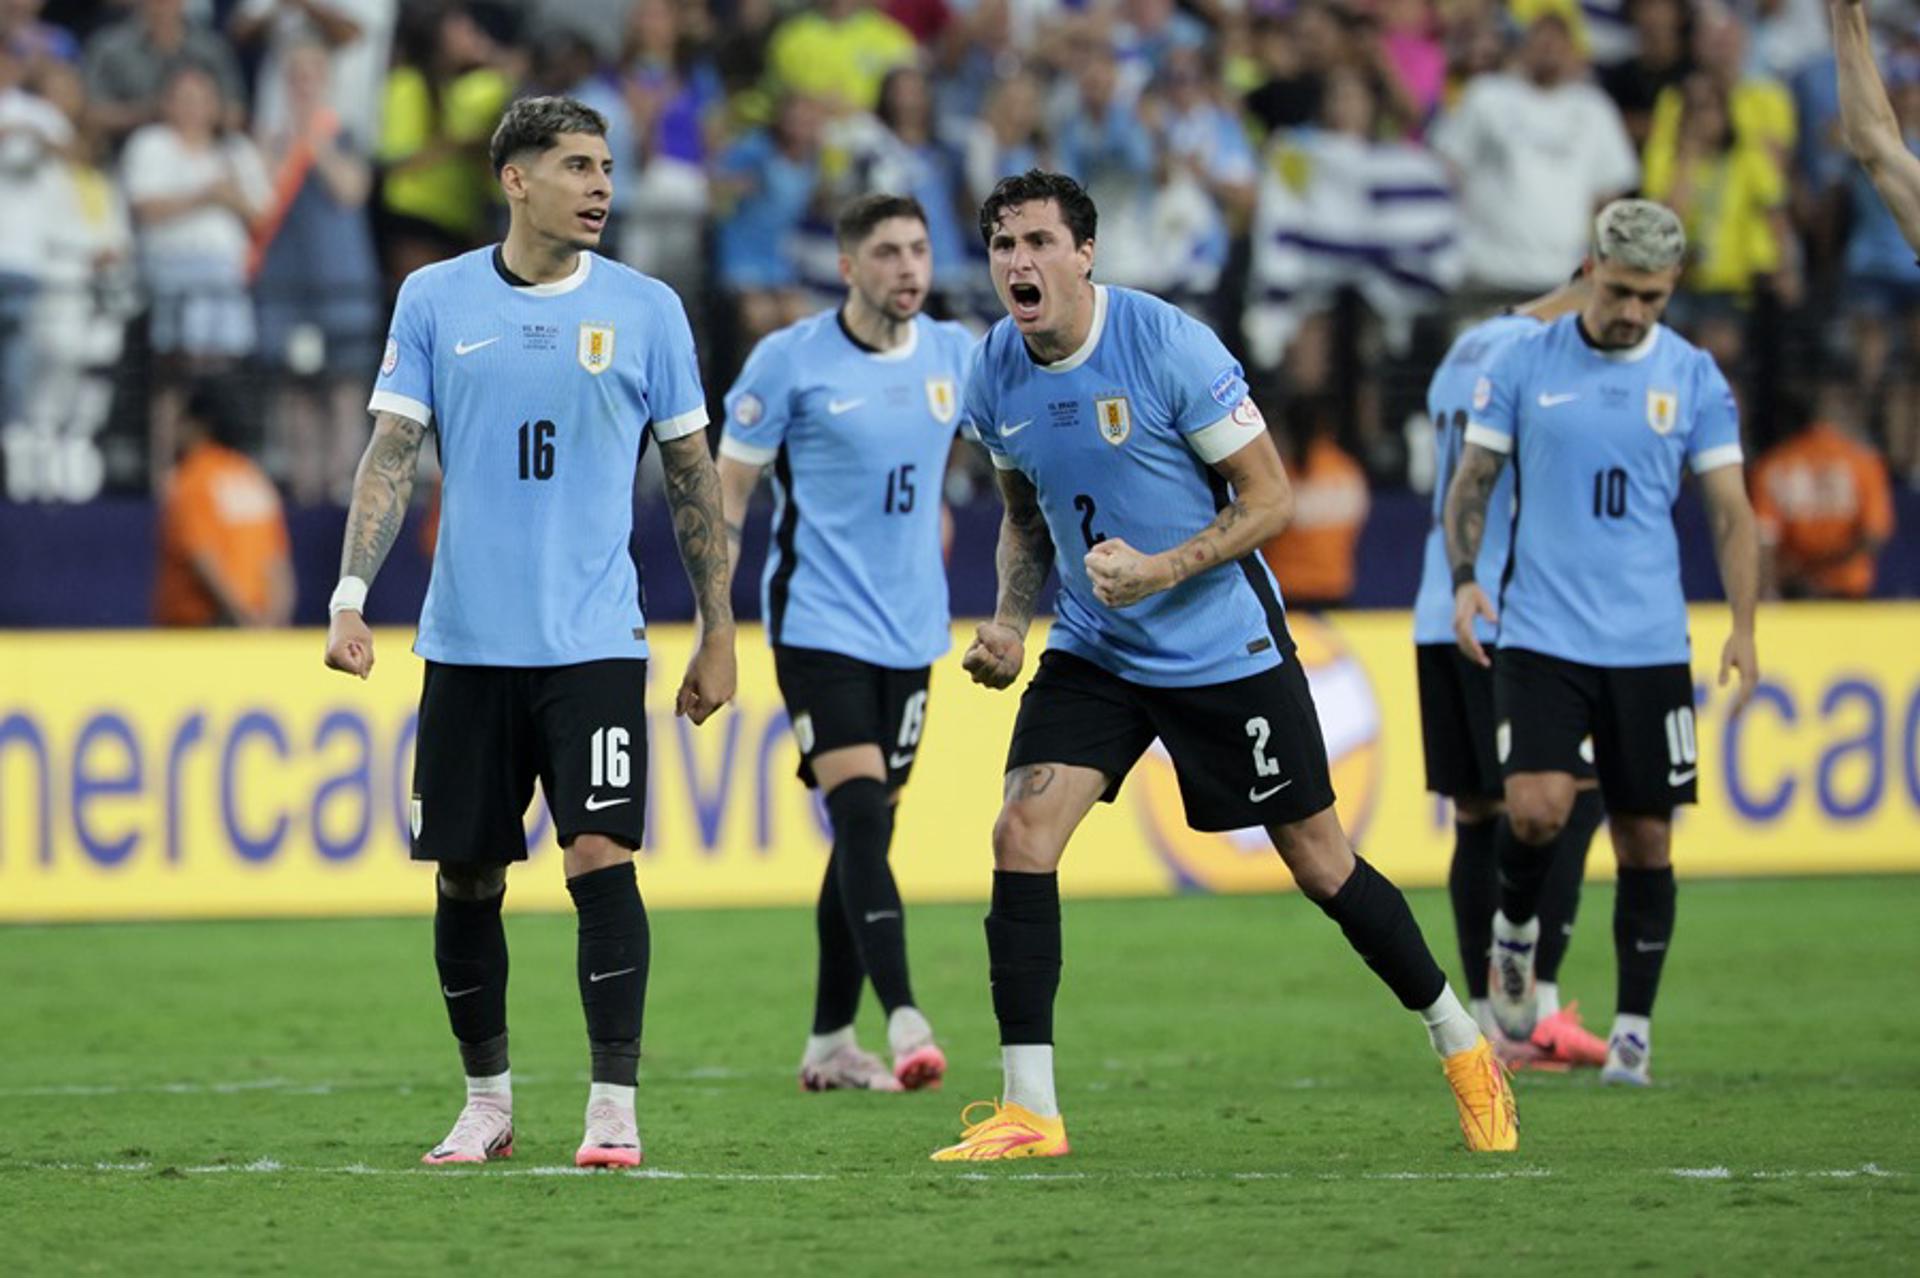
[[1008, 280, 1043, 325]]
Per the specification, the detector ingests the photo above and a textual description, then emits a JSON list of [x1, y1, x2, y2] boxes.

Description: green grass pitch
[[4, 877, 1917, 1275]]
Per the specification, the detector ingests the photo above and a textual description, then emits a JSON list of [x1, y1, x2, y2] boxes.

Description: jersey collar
[[1033, 283, 1107, 374], [1574, 314, 1662, 364], [837, 308, 921, 361], [491, 244, 594, 297]]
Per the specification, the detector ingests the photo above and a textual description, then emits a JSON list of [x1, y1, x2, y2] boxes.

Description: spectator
[[1643, 71, 1797, 369], [1053, 38, 1158, 284], [1363, 0, 1448, 137], [1600, 0, 1695, 149], [0, 41, 67, 430], [616, 0, 723, 302], [228, 0, 393, 148], [1844, 53, 1920, 478], [1429, 8, 1638, 300], [765, 0, 919, 115], [1144, 43, 1256, 303], [375, 3, 511, 282], [2, 0, 78, 75], [1752, 386, 1896, 599], [82, 0, 247, 148], [962, 66, 1052, 210], [847, 65, 972, 303], [1113, 0, 1209, 85], [122, 62, 271, 491], [252, 38, 381, 505], [885, 0, 954, 45], [712, 90, 827, 341], [1259, 396, 1371, 609], [1743, 0, 1830, 84], [1243, 7, 1331, 140], [1644, 5, 1795, 170], [153, 382, 294, 628]]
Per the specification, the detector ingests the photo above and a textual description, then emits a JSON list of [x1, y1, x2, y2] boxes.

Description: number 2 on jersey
[[1073, 493, 1107, 549]]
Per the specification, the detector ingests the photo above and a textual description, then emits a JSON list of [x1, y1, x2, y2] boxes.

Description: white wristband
[[329, 576, 369, 617]]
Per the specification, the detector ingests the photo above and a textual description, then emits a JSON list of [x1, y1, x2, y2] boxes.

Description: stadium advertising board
[[3, 605, 1916, 921]]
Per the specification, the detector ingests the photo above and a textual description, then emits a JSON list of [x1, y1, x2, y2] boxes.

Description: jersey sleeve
[[961, 339, 1012, 470], [718, 333, 795, 465], [1464, 338, 1525, 455], [367, 272, 435, 427], [1158, 310, 1266, 464], [645, 289, 710, 442], [1686, 356, 1744, 474]]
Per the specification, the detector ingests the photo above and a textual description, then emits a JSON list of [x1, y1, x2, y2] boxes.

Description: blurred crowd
[[0, 0, 1907, 618]]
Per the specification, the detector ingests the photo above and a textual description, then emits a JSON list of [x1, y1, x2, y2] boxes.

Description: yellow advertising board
[[3, 604, 1917, 921]]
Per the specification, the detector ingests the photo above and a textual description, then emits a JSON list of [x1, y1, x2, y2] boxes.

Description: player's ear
[[498, 161, 526, 202], [837, 252, 854, 287], [1078, 236, 1096, 281]]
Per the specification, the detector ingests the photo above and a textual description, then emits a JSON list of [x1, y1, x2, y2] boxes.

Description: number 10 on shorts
[[591, 727, 631, 789]]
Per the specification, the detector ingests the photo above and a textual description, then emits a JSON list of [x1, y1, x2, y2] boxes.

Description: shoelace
[[443, 1104, 509, 1153], [583, 1100, 637, 1145]]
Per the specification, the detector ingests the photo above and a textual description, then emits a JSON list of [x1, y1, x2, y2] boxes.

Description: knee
[[438, 864, 506, 901], [992, 803, 1062, 873], [1505, 784, 1570, 846], [564, 835, 632, 877], [1269, 809, 1355, 901], [1611, 818, 1672, 870]]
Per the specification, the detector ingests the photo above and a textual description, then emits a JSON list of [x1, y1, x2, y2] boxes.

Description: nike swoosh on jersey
[[887, 751, 916, 769], [1000, 418, 1034, 437], [1537, 392, 1578, 407], [583, 794, 631, 812], [1667, 768, 1697, 786], [454, 336, 501, 356], [1248, 779, 1294, 802], [589, 966, 638, 983], [828, 397, 866, 415]]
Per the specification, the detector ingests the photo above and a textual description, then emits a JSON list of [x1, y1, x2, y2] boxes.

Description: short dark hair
[[977, 169, 1097, 249], [489, 95, 608, 173], [836, 193, 928, 250]]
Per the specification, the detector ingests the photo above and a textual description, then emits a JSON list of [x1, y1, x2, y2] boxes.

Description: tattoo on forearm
[[660, 433, 735, 630], [340, 412, 426, 583], [1445, 446, 1505, 575], [1171, 502, 1244, 583], [1004, 764, 1055, 802], [996, 499, 1053, 632]]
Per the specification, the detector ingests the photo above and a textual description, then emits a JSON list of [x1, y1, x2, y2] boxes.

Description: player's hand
[[677, 627, 737, 725], [962, 622, 1025, 690], [1084, 538, 1173, 609], [1718, 628, 1759, 716], [324, 610, 375, 679], [1453, 582, 1497, 668]]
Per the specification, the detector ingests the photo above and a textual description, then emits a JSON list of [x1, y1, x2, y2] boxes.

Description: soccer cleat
[[1489, 915, 1541, 1040], [929, 1100, 1070, 1161], [894, 1043, 947, 1091], [421, 1100, 514, 1165], [1530, 1002, 1609, 1068], [1442, 1038, 1519, 1152], [1492, 1028, 1567, 1073], [575, 1096, 644, 1168], [799, 1043, 904, 1093], [1600, 1030, 1653, 1087]]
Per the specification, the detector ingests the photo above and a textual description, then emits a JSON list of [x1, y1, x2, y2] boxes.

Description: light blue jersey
[[719, 310, 975, 668], [1468, 315, 1744, 667], [369, 247, 709, 667], [1413, 313, 1541, 646], [969, 285, 1285, 688]]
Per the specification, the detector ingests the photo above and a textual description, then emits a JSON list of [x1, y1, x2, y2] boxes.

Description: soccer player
[[716, 194, 974, 1093], [935, 170, 1516, 1161], [1834, 0, 1920, 247], [1417, 281, 1610, 1071], [321, 97, 737, 1166], [1444, 199, 1760, 1086]]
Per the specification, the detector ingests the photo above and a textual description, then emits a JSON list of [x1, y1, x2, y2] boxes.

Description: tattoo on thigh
[[1005, 765, 1055, 801]]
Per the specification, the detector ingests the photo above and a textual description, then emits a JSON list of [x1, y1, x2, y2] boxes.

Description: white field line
[[0, 1161, 1903, 1185]]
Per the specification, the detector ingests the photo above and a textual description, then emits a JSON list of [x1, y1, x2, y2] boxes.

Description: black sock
[[811, 852, 864, 1034], [1447, 818, 1499, 1000], [1315, 856, 1447, 1011], [434, 883, 510, 1078], [986, 869, 1061, 1045], [567, 861, 650, 1086], [826, 778, 915, 1014], [1535, 789, 1605, 983], [1613, 865, 1676, 1017], [1496, 814, 1555, 925]]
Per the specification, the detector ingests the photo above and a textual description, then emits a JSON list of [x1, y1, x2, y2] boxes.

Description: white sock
[[588, 1081, 636, 1110], [1535, 980, 1561, 1019], [1002, 1044, 1059, 1117], [1493, 910, 1539, 946], [1420, 985, 1483, 1058], [1470, 997, 1499, 1041], [803, 1025, 855, 1064], [1610, 1013, 1651, 1051], [465, 1071, 511, 1107], [887, 1005, 933, 1057]]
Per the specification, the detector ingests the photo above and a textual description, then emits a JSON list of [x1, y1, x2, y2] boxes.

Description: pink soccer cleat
[[575, 1095, 643, 1169], [422, 1100, 514, 1165], [800, 1043, 904, 1093], [1530, 1002, 1609, 1068], [893, 1043, 948, 1092]]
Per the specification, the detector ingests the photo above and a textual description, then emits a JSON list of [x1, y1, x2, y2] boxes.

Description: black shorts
[[411, 658, 648, 862], [772, 645, 931, 790], [1417, 644, 1595, 801], [1494, 647, 1698, 816], [1006, 650, 1337, 832]]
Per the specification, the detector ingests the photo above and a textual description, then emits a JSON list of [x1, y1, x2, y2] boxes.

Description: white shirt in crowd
[[121, 124, 271, 266], [236, 0, 395, 145], [1430, 72, 1640, 294], [0, 87, 74, 279]]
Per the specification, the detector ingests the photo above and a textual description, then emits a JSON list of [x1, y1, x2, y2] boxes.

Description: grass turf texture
[[4, 877, 1916, 1276]]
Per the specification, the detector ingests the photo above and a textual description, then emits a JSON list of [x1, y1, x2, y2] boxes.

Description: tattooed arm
[[715, 455, 763, 585], [962, 465, 1054, 690], [1082, 428, 1294, 609], [323, 410, 427, 678], [659, 431, 738, 724], [1442, 440, 1508, 667]]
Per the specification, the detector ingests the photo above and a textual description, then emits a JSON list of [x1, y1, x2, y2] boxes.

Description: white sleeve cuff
[[1464, 422, 1512, 454], [368, 389, 431, 427], [717, 434, 778, 466], [652, 405, 711, 441], [1690, 443, 1745, 474], [1185, 405, 1267, 464], [986, 448, 1019, 471]]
